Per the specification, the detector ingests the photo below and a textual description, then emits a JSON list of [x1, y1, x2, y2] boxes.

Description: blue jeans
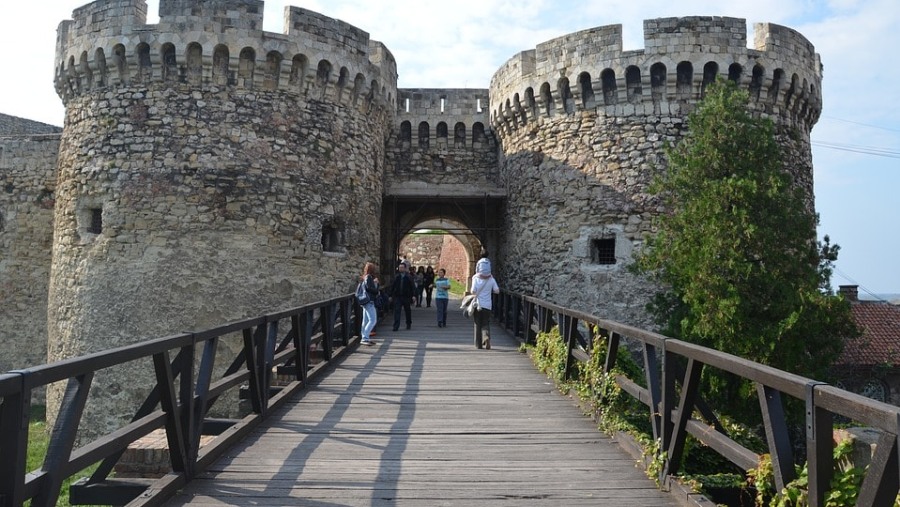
[[361, 302, 377, 341], [436, 298, 448, 325]]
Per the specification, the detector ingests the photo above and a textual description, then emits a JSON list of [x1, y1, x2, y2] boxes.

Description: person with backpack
[[356, 262, 380, 346], [390, 262, 415, 331]]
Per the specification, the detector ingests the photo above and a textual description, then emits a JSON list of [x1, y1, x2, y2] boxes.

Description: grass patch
[[27, 405, 100, 507], [448, 278, 467, 296]]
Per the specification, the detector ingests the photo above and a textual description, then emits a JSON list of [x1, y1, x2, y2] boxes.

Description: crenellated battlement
[[489, 16, 823, 135], [54, 0, 398, 112], [157, 0, 263, 29], [395, 88, 494, 149]]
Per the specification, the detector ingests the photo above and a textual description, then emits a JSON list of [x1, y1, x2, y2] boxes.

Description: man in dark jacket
[[390, 263, 415, 331]]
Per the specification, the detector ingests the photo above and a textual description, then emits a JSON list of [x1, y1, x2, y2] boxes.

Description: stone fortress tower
[[2, 1, 821, 433], [489, 17, 821, 323], [48, 0, 396, 429]]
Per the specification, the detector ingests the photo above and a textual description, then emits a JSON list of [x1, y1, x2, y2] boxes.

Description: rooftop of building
[[836, 285, 900, 368]]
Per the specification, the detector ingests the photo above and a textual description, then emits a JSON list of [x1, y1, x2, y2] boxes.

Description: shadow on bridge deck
[[165, 298, 680, 506]]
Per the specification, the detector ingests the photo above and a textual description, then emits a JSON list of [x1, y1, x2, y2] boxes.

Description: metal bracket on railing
[[805, 381, 828, 437]]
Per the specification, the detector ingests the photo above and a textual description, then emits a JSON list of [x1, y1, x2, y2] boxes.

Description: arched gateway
[[384, 88, 504, 283], [381, 190, 505, 283]]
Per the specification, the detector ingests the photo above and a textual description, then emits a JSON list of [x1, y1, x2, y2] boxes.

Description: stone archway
[[397, 218, 480, 285], [380, 195, 503, 286]]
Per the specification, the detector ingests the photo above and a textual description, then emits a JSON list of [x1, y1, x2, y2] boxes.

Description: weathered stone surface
[[0, 132, 60, 387]]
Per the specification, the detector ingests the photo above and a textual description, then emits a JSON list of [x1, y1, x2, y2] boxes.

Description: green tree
[[635, 80, 857, 413]]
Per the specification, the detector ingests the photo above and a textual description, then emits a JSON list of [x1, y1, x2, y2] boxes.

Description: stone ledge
[[385, 182, 506, 198]]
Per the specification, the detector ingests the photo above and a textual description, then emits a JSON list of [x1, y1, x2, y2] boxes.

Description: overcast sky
[[2, 0, 898, 295]]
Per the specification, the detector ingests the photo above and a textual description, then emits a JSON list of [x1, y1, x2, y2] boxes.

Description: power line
[[821, 116, 900, 134], [833, 267, 890, 302], [812, 140, 900, 159]]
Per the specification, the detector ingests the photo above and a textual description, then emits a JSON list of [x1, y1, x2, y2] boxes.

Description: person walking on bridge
[[390, 263, 415, 331], [470, 259, 499, 349], [424, 266, 436, 307], [434, 268, 451, 327], [358, 262, 380, 346]]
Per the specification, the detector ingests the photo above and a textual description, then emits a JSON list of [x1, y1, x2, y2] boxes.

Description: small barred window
[[322, 223, 345, 253], [87, 208, 103, 234], [591, 238, 616, 265]]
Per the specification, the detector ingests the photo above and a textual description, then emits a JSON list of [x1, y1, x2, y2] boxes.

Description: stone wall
[[0, 113, 61, 136], [496, 114, 678, 326], [399, 234, 443, 268], [438, 235, 469, 285], [0, 134, 60, 378], [398, 233, 468, 285]]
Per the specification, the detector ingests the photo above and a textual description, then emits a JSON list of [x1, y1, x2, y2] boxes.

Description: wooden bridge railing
[[0, 294, 361, 507], [495, 290, 900, 507]]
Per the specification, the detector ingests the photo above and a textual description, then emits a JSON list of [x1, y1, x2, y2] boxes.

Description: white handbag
[[460, 280, 488, 318]]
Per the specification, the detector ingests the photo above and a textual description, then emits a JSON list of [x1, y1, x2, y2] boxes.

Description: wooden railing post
[[855, 431, 900, 506], [242, 325, 265, 414], [191, 337, 217, 463], [339, 300, 351, 346], [757, 384, 795, 491], [806, 382, 832, 507], [0, 374, 30, 507], [153, 350, 189, 475], [521, 300, 533, 344], [511, 296, 522, 338], [32, 373, 94, 507], [353, 300, 362, 340], [643, 343, 662, 443], [263, 319, 278, 408], [603, 332, 620, 374], [662, 358, 703, 480], [177, 341, 196, 475], [297, 311, 313, 383], [321, 305, 335, 361], [538, 306, 554, 334], [660, 342, 676, 462], [562, 315, 578, 381]]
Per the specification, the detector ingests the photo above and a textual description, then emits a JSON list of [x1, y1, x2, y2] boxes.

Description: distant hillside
[[860, 293, 900, 305], [0, 113, 62, 136]]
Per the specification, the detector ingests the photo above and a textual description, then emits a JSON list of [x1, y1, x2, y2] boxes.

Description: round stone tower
[[489, 17, 822, 327], [49, 0, 396, 434]]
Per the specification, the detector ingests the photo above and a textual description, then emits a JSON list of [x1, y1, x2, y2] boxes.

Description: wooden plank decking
[[165, 299, 679, 506]]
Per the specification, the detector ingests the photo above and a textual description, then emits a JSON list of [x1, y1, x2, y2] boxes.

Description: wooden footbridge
[[3, 292, 900, 506], [165, 304, 676, 506]]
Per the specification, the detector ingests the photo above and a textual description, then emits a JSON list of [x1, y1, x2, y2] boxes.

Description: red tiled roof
[[836, 302, 900, 367]]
